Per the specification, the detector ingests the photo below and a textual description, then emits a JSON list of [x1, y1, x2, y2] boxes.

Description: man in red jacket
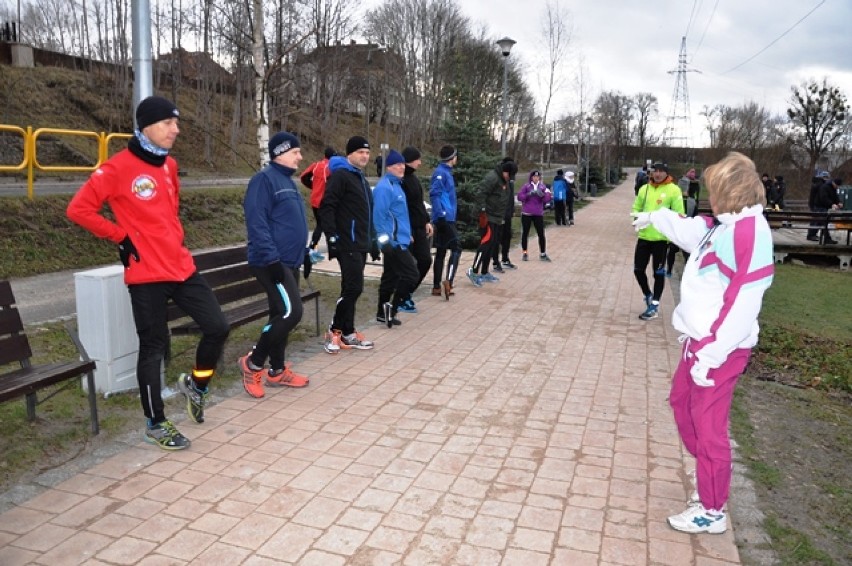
[[300, 146, 336, 260], [67, 96, 229, 451]]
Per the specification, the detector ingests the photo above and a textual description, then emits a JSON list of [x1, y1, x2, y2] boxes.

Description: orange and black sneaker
[[267, 363, 309, 388], [340, 330, 374, 350], [238, 354, 265, 398]]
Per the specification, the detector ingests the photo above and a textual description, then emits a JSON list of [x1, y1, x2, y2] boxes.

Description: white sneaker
[[667, 504, 727, 534]]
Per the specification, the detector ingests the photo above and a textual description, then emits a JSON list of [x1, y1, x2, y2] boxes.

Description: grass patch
[[763, 515, 836, 565]]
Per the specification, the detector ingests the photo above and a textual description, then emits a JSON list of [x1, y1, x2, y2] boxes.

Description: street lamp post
[[585, 116, 593, 197], [496, 36, 516, 157], [365, 44, 386, 141]]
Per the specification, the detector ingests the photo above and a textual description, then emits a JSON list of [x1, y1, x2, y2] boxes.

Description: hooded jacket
[[429, 161, 457, 223], [552, 174, 568, 201], [477, 166, 511, 224], [631, 175, 685, 241], [318, 156, 375, 252], [372, 172, 412, 248], [646, 205, 774, 370], [517, 171, 553, 216], [243, 161, 308, 269]]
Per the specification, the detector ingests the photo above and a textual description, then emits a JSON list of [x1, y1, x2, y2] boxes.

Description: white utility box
[[75, 265, 139, 396]]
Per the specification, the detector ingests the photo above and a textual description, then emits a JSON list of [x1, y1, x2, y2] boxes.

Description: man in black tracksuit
[[493, 157, 519, 271], [469, 159, 517, 284], [318, 135, 378, 353], [399, 146, 433, 311]]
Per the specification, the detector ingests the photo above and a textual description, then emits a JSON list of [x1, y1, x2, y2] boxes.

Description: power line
[[722, 0, 825, 74], [684, 0, 700, 39], [689, 0, 719, 64]]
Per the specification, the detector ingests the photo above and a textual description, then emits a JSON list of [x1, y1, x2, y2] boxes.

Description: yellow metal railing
[[0, 125, 131, 199]]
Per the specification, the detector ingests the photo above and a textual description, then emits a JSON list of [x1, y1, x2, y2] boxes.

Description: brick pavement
[[0, 177, 742, 565]]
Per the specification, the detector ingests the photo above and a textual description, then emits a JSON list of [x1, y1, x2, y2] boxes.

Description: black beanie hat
[[346, 136, 370, 155], [439, 145, 457, 161], [401, 146, 421, 163], [324, 146, 336, 159], [501, 160, 518, 176], [136, 96, 179, 130], [268, 131, 300, 159]]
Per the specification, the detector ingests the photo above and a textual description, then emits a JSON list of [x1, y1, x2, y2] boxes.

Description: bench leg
[[25, 392, 37, 421], [86, 369, 100, 435]]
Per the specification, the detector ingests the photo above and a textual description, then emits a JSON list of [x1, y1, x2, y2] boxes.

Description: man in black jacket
[[318, 135, 378, 353], [469, 159, 516, 285], [398, 146, 433, 312], [493, 157, 519, 271]]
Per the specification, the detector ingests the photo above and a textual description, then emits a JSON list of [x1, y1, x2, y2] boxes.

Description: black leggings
[[129, 273, 229, 423], [331, 251, 366, 335], [248, 265, 303, 372], [472, 221, 498, 275], [521, 215, 546, 254], [633, 239, 668, 301]]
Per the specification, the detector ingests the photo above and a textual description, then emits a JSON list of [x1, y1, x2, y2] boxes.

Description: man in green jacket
[[467, 159, 517, 286], [632, 162, 685, 320]]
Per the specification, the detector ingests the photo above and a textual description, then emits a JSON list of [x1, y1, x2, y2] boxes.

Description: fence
[[0, 125, 131, 199]]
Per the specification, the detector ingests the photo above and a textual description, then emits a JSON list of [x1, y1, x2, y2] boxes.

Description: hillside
[[0, 64, 346, 175]]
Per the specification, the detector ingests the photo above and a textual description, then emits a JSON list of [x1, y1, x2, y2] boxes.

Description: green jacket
[[632, 178, 685, 241], [478, 168, 510, 224]]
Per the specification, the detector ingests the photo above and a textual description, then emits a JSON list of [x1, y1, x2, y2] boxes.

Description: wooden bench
[[166, 246, 321, 337], [764, 210, 852, 245], [695, 207, 852, 245], [0, 280, 100, 434]]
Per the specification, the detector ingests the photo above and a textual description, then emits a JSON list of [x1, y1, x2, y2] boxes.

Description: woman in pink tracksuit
[[632, 152, 774, 534]]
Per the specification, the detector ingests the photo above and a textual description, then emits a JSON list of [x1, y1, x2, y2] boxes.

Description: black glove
[[326, 235, 339, 259], [118, 235, 139, 267], [267, 261, 287, 283], [370, 241, 381, 262], [303, 249, 313, 279]]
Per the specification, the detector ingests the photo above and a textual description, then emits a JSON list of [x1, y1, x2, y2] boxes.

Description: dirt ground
[[734, 366, 851, 566]]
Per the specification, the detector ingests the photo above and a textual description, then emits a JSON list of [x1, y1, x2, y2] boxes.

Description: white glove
[[690, 360, 715, 387], [631, 212, 651, 231]]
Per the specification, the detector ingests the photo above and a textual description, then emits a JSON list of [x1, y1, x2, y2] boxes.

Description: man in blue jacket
[[372, 150, 419, 327], [318, 136, 378, 353], [552, 170, 569, 226], [430, 145, 460, 300], [238, 132, 310, 399]]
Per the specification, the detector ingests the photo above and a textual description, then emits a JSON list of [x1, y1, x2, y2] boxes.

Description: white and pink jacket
[[647, 205, 775, 369]]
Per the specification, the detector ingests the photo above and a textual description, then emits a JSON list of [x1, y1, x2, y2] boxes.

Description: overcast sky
[[361, 0, 852, 146]]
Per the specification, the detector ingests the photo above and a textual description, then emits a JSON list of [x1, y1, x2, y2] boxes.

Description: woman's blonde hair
[[703, 152, 766, 213]]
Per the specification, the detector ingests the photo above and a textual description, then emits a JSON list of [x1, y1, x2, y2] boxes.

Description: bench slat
[[0, 360, 97, 403], [0, 334, 33, 366]]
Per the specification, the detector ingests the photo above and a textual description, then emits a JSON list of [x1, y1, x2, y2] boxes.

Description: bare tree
[[536, 0, 572, 160], [787, 78, 850, 175], [632, 92, 657, 158]]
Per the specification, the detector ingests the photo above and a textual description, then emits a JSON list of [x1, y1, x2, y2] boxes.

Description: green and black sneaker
[[145, 419, 190, 450], [177, 373, 208, 423]]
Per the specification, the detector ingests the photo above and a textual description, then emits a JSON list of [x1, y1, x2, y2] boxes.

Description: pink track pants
[[670, 343, 751, 511]]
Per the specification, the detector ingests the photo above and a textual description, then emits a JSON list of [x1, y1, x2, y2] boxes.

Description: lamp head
[[496, 37, 516, 57]]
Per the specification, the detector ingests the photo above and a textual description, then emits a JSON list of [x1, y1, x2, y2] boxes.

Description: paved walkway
[[0, 178, 742, 565]]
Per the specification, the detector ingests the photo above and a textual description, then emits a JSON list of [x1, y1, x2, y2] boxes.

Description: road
[[0, 175, 252, 197]]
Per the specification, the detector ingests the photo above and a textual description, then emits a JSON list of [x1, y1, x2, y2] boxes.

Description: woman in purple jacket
[[517, 170, 553, 261]]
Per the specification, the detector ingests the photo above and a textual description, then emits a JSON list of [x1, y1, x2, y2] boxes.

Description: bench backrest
[[0, 280, 33, 367], [166, 245, 261, 322]]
